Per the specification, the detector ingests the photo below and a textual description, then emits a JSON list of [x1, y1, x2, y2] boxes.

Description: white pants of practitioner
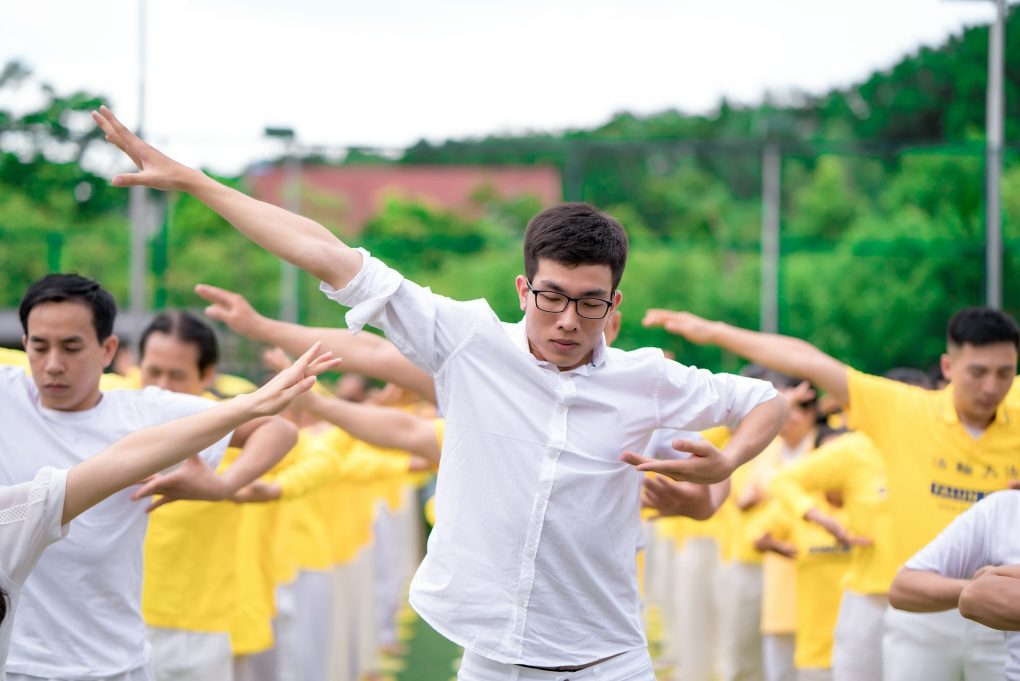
[[329, 561, 358, 681], [236, 580, 297, 681], [292, 569, 334, 681], [672, 537, 721, 681], [351, 544, 381, 678], [883, 607, 1007, 681], [146, 627, 232, 681], [762, 633, 795, 681], [373, 502, 400, 648], [457, 648, 656, 681], [831, 591, 886, 681], [796, 669, 831, 681], [718, 561, 764, 681], [9, 668, 154, 681]]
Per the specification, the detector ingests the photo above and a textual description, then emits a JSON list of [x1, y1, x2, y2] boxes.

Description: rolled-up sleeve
[[657, 359, 778, 432], [320, 248, 489, 375]]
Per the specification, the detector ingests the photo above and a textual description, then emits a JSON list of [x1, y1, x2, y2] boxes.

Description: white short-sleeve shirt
[[0, 366, 229, 678], [0, 466, 68, 678], [906, 490, 1020, 680], [321, 250, 777, 666]]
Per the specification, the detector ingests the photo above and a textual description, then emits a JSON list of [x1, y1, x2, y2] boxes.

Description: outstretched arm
[[195, 283, 436, 403], [93, 107, 360, 291], [644, 309, 850, 406], [300, 391, 441, 466], [61, 345, 340, 524], [622, 395, 788, 484]]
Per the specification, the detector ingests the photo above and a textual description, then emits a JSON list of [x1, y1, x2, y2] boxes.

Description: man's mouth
[[550, 339, 579, 351]]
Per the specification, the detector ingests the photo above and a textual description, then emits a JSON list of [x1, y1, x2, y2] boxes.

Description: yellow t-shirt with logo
[[846, 369, 1020, 565], [769, 430, 895, 595]]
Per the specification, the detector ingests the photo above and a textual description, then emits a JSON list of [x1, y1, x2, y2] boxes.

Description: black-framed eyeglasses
[[526, 280, 614, 320]]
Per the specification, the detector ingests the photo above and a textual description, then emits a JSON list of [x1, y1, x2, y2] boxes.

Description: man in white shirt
[[94, 106, 788, 680], [1, 273, 296, 681], [889, 491, 1020, 680]]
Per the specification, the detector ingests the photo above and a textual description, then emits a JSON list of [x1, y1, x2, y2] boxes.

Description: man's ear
[[201, 366, 217, 391], [940, 352, 953, 382], [101, 335, 120, 370], [515, 275, 529, 311]]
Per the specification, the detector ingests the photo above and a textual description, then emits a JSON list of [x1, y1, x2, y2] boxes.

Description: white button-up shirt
[[321, 249, 777, 667]]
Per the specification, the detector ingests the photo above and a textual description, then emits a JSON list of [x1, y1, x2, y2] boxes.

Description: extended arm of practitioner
[[621, 397, 788, 485], [643, 309, 850, 407], [261, 347, 441, 465], [92, 107, 361, 291], [62, 345, 338, 524], [195, 284, 436, 403]]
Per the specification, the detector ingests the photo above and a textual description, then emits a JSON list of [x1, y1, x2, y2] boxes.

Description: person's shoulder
[[605, 345, 666, 368], [103, 385, 215, 421], [977, 489, 1020, 517]]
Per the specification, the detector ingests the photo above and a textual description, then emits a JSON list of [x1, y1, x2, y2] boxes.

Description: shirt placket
[[501, 372, 576, 657]]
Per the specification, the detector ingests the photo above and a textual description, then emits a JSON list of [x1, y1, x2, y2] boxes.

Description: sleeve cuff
[[319, 247, 402, 334]]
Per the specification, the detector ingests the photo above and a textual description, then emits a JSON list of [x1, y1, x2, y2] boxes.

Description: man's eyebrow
[[537, 280, 609, 297], [28, 334, 85, 344]]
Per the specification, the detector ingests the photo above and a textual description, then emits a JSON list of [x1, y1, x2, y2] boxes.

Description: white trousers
[[795, 669, 831, 681], [672, 537, 721, 681], [329, 561, 357, 681], [9, 668, 154, 681], [883, 606, 1007, 681], [146, 627, 232, 681], [293, 570, 334, 681], [373, 502, 400, 648], [831, 591, 886, 681], [762, 633, 796, 681], [718, 562, 765, 681], [457, 648, 656, 681]]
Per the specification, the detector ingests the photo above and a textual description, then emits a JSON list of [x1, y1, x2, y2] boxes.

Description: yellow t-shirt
[[769, 431, 896, 595], [846, 368, 1020, 565], [142, 452, 243, 634]]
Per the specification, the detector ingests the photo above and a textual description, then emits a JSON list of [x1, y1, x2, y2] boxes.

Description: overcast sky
[[2, 0, 1001, 174]]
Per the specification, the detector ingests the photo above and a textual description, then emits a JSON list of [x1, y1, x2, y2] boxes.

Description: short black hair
[[139, 311, 220, 373], [19, 273, 117, 342], [883, 367, 934, 390], [523, 203, 629, 290], [947, 307, 1020, 351]]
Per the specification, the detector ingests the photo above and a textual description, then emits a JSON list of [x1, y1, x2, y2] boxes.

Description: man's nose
[[44, 351, 65, 374], [556, 302, 581, 330]]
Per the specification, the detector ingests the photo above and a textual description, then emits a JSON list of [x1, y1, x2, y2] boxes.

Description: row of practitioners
[[0, 288, 439, 681], [639, 306, 1020, 681]]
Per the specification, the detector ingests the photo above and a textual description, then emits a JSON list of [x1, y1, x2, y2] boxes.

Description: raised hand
[[237, 342, 341, 418], [195, 284, 262, 337], [131, 455, 227, 512], [621, 438, 735, 485], [642, 309, 720, 345], [91, 106, 200, 192]]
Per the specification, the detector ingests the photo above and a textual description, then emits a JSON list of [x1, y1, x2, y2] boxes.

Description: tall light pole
[[760, 141, 781, 333], [985, 0, 1007, 309], [265, 127, 300, 323], [128, 0, 149, 341]]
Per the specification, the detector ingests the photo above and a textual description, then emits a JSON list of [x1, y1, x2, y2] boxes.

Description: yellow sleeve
[[768, 431, 870, 520], [434, 418, 445, 448], [336, 443, 411, 482], [744, 499, 791, 547], [276, 430, 350, 499]]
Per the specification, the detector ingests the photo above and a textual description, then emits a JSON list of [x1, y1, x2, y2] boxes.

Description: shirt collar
[[938, 384, 1011, 427], [509, 318, 608, 373]]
